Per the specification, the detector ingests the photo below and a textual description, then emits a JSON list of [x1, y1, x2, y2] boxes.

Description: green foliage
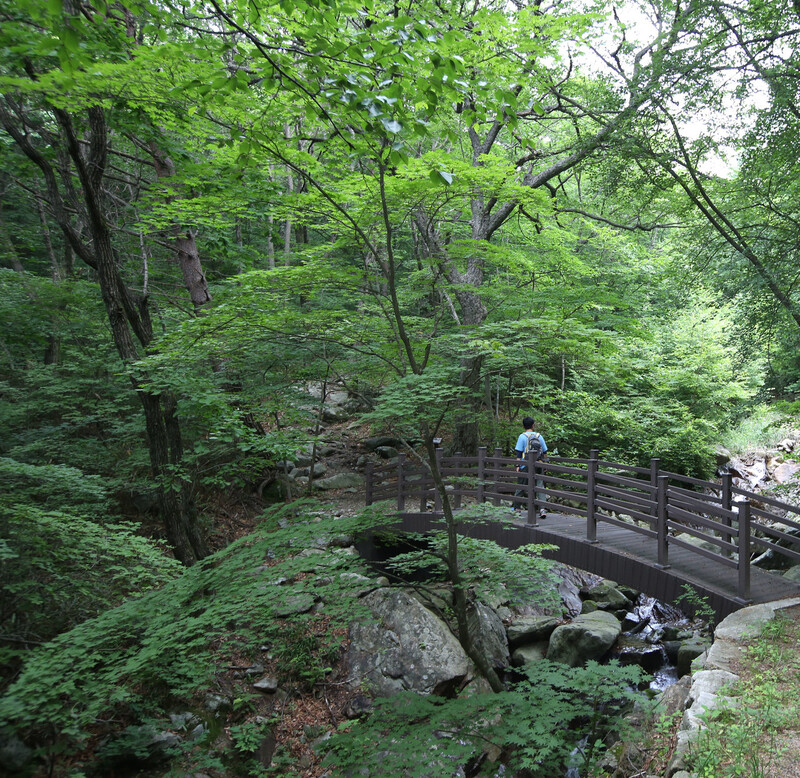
[[549, 391, 716, 477], [383, 516, 562, 615], [269, 620, 342, 690], [674, 584, 716, 634], [719, 404, 797, 456], [0, 501, 182, 671], [0, 457, 110, 517], [0, 502, 374, 764], [323, 660, 645, 777]]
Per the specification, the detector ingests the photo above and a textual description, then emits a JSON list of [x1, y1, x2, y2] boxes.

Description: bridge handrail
[[596, 459, 652, 476], [365, 447, 800, 604], [732, 484, 800, 516]]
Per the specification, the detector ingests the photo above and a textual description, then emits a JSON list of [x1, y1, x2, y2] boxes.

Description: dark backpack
[[524, 431, 544, 462]]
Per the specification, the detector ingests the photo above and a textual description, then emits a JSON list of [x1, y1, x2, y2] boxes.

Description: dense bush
[[546, 391, 716, 477]]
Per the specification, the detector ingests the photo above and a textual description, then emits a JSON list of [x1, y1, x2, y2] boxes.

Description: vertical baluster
[[493, 447, 502, 506], [453, 452, 462, 510], [649, 457, 660, 530], [738, 499, 752, 603], [587, 451, 598, 543], [657, 475, 670, 568], [477, 446, 486, 505], [434, 447, 443, 513], [526, 450, 536, 525], [721, 472, 733, 548]]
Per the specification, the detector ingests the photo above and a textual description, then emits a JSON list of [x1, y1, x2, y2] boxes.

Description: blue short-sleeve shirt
[[515, 430, 547, 459]]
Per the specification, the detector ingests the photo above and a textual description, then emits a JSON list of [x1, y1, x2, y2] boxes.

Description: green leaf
[[429, 170, 454, 185]]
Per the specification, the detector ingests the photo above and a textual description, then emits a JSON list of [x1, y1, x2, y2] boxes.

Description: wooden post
[[397, 452, 406, 512], [493, 447, 502, 506], [587, 451, 598, 543], [649, 458, 660, 530], [453, 452, 462, 510], [477, 446, 486, 505], [434, 447, 443, 513], [738, 499, 752, 603], [365, 462, 373, 506], [526, 450, 536, 525], [721, 472, 733, 548], [656, 475, 670, 569]]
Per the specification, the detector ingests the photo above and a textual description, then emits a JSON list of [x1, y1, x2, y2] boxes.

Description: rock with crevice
[[506, 615, 559, 648], [467, 600, 510, 670], [345, 588, 471, 696]]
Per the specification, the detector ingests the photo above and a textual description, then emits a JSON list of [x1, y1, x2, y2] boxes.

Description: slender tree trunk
[[147, 142, 211, 311]]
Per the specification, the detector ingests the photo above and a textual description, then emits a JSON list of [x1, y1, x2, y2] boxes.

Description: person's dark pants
[[513, 467, 546, 512]]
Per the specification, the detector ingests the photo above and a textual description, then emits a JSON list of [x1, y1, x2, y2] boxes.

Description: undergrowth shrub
[[323, 660, 645, 777], [0, 502, 182, 677], [0, 503, 377, 769], [549, 391, 716, 477]]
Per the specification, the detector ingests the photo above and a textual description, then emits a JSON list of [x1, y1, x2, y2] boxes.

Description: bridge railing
[[364, 448, 800, 604]]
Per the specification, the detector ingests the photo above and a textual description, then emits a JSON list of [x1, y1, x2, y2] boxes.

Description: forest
[[2, 0, 800, 775]]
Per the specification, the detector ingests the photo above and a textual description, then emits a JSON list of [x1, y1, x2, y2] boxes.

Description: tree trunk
[[147, 142, 212, 311]]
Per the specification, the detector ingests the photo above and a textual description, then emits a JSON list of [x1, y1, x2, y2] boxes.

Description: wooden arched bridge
[[365, 448, 800, 619]]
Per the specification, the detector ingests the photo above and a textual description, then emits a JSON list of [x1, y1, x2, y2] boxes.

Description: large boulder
[[584, 580, 632, 611], [506, 615, 559, 648], [467, 600, 510, 670], [345, 589, 471, 696], [312, 472, 364, 490], [546, 610, 621, 667]]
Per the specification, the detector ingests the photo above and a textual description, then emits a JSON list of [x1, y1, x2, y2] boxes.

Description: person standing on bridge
[[514, 416, 548, 518]]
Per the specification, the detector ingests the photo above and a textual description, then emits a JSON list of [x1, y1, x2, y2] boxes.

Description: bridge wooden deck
[[368, 449, 800, 619], [397, 511, 800, 620]]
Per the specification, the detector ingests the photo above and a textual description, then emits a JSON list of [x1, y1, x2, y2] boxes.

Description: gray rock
[[506, 615, 559, 647], [558, 574, 584, 617], [704, 638, 744, 673], [345, 588, 471, 696], [313, 472, 365, 490], [274, 593, 315, 616], [772, 461, 800, 484], [714, 597, 800, 641], [261, 476, 302, 502], [511, 642, 548, 666], [290, 462, 328, 479], [169, 712, 200, 730], [714, 444, 732, 466], [0, 733, 32, 773], [680, 669, 739, 733], [655, 675, 691, 719], [375, 445, 399, 459], [547, 610, 621, 667], [204, 693, 230, 713], [614, 635, 664, 672], [253, 676, 279, 693], [364, 435, 402, 451], [467, 601, 510, 670], [585, 581, 632, 610], [784, 565, 800, 582], [322, 404, 350, 422], [677, 637, 711, 677]]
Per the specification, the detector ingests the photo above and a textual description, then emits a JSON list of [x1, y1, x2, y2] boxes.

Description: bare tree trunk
[[147, 142, 211, 312]]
